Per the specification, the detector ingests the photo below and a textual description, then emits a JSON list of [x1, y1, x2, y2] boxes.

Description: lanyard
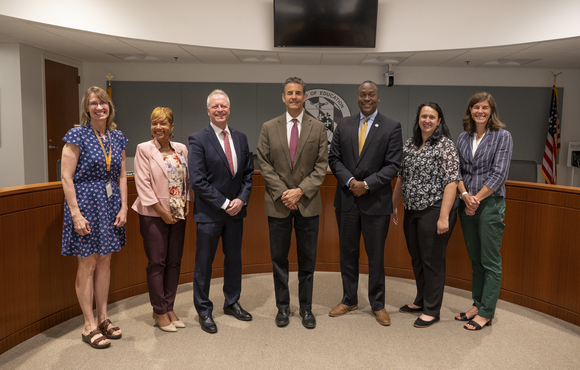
[[92, 126, 112, 181]]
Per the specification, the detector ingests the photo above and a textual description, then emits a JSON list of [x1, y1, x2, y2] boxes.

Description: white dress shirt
[[285, 110, 304, 147]]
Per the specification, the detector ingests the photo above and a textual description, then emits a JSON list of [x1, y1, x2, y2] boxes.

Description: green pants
[[459, 197, 506, 319]]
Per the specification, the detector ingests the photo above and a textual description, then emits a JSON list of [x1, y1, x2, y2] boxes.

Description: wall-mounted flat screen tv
[[274, 0, 378, 48]]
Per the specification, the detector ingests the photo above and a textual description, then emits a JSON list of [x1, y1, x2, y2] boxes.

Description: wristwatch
[[459, 191, 468, 200], [363, 181, 369, 190]]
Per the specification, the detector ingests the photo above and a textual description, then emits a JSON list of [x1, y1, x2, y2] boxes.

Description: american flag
[[541, 86, 560, 184]]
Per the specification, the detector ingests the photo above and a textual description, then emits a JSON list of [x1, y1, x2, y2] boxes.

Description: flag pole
[[551, 71, 562, 87], [552, 72, 561, 184], [106, 73, 114, 99]]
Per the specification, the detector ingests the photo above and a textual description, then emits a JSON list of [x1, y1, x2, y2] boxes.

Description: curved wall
[[1, 174, 579, 354], [1, 1, 580, 52]]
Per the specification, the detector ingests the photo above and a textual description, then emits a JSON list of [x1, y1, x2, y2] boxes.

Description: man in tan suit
[[257, 77, 328, 329]]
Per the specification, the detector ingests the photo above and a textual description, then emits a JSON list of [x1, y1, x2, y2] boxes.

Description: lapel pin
[[375, 124, 379, 127]]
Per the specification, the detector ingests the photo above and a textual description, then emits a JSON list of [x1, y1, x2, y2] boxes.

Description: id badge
[[179, 155, 187, 168], [105, 182, 113, 199]]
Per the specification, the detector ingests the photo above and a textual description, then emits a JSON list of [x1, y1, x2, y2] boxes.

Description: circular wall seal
[[304, 89, 351, 152]]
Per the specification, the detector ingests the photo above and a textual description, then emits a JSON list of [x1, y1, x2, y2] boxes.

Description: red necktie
[[289, 118, 299, 168], [222, 130, 234, 175]]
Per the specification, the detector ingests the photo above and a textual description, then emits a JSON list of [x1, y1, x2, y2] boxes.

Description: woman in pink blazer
[[132, 107, 193, 332]]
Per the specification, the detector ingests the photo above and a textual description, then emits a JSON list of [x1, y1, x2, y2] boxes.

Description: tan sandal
[[98, 319, 122, 339], [82, 328, 110, 349]]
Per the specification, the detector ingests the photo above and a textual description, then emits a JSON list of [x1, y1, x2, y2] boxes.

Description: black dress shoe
[[275, 308, 290, 327], [198, 315, 217, 334], [399, 304, 423, 314], [299, 309, 316, 329], [413, 316, 440, 328], [224, 302, 253, 321]]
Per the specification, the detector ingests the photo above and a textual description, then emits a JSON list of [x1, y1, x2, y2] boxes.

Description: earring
[[170, 132, 175, 139]]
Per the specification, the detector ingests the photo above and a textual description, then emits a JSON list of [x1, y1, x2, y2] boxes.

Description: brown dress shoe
[[372, 309, 391, 326], [329, 303, 358, 317]]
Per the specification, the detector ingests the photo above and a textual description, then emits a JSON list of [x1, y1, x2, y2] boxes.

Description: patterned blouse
[[162, 153, 186, 220], [399, 136, 461, 211]]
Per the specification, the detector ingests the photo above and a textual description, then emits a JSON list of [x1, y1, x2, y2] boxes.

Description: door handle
[[48, 145, 58, 150]]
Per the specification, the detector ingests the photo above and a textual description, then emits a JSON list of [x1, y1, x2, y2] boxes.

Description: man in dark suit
[[328, 80, 403, 326], [188, 89, 254, 334], [257, 77, 328, 329]]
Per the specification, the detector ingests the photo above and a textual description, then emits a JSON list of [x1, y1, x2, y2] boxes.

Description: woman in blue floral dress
[[61, 86, 128, 349]]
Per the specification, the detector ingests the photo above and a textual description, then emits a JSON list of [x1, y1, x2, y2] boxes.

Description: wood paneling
[[1, 175, 579, 354]]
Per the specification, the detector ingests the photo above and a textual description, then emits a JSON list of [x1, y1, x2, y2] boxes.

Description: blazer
[[132, 139, 193, 217], [188, 124, 253, 223], [456, 128, 513, 198], [257, 113, 328, 218], [329, 111, 403, 216]]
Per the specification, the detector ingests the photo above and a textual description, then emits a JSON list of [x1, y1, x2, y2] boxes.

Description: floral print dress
[[61, 123, 128, 257], [162, 153, 186, 219]]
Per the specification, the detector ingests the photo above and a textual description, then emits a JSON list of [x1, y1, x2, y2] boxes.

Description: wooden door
[[45, 59, 79, 181]]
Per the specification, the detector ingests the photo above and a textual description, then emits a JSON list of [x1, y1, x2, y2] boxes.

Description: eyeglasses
[[210, 104, 229, 111], [89, 102, 108, 107]]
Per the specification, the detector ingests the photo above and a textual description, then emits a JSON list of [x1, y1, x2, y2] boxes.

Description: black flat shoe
[[413, 316, 440, 328], [399, 305, 423, 314], [275, 308, 290, 327], [198, 315, 217, 334], [464, 319, 492, 331], [299, 309, 316, 329], [224, 302, 253, 321]]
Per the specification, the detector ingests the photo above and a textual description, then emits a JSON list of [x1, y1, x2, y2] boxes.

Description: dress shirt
[[472, 133, 485, 157], [456, 128, 513, 198], [210, 122, 238, 210], [346, 110, 379, 186], [285, 110, 304, 147]]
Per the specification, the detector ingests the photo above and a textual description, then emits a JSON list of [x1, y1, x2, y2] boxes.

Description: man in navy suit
[[188, 89, 254, 334], [328, 81, 403, 326]]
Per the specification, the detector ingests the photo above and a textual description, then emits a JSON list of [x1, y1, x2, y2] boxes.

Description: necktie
[[222, 130, 234, 174], [289, 118, 299, 168], [358, 117, 369, 155]]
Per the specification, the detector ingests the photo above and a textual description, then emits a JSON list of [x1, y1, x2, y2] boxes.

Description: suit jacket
[[188, 124, 253, 223], [456, 128, 512, 198], [329, 111, 403, 215], [132, 139, 193, 217], [257, 113, 328, 218]]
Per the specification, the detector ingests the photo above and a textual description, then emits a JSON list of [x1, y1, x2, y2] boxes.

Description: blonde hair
[[78, 86, 116, 130], [151, 107, 174, 124]]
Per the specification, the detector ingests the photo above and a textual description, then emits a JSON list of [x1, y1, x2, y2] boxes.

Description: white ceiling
[[1, 15, 580, 69]]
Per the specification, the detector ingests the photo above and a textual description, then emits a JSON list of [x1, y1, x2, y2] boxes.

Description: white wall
[[82, 62, 580, 187], [20, 43, 47, 184], [0, 43, 25, 187], [0, 42, 82, 187], [2, 1, 580, 52]]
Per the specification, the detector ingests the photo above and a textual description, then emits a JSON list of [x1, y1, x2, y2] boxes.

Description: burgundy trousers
[[139, 215, 186, 315]]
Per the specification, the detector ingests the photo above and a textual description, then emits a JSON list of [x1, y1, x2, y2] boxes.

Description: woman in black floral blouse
[[391, 102, 460, 328]]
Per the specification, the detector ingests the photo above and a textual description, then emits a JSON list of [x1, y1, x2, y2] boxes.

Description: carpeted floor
[[1, 272, 579, 370]]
